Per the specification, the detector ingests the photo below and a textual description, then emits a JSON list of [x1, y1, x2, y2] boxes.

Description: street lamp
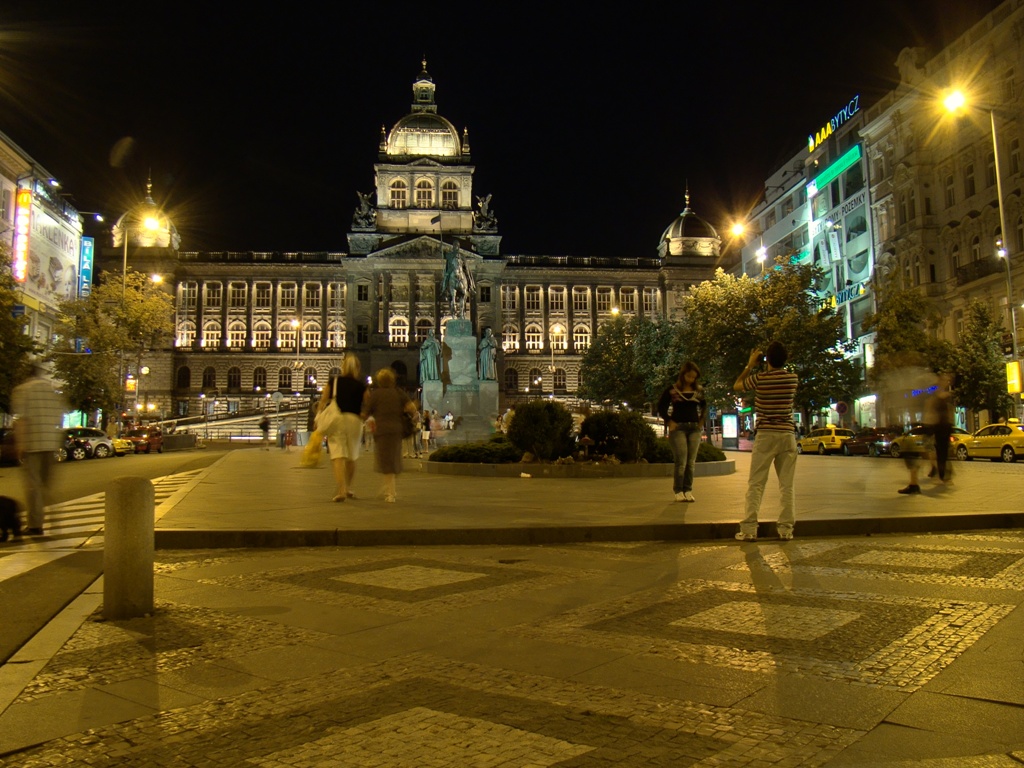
[[731, 222, 768, 275], [944, 88, 1021, 416]]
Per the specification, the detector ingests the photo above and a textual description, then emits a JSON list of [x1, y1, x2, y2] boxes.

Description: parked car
[[841, 428, 890, 456], [0, 427, 18, 466], [58, 432, 90, 462], [125, 427, 164, 454], [797, 425, 855, 455], [64, 427, 115, 459], [957, 421, 1024, 462], [885, 425, 971, 459], [111, 436, 134, 456]]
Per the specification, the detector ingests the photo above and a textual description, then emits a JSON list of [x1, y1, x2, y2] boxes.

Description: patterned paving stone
[[0, 653, 861, 767], [515, 579, 1013, 691], [199, 554, 606, 616], [733, 540, 1024, 590]]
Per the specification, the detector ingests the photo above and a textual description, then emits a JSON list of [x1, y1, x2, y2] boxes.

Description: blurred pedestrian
[[361, 368, 418, 502], [657, 361, 707, 503], [733, 342, 799, 541], [11, 362, 68, 536], [258, 416, 270, 450], [927, 372, 955, 485], [323, 352, 367, 501]]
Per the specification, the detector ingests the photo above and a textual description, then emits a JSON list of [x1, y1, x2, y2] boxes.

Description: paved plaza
[[1, 450, 1023, 765]]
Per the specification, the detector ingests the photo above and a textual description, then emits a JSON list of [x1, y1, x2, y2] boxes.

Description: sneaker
[[735, 532, 757, 541], [674, 492, 686, 502], [897, 485, 922, 495], [778, 530, 794, 541], [683, 491, 696, 502]]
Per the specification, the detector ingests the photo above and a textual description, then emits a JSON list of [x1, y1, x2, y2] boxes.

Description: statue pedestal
[[443, 319, 476, 386]]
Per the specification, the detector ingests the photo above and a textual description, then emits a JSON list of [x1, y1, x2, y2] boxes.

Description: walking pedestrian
[[361, 367, 418, 502], [323, 352, 367, 502], [929, 372, 955, 485], [657, 361, 707, 502], [10, 362, 68, 536], [733, 342, 799, 541], [259, 416, 270, 450]]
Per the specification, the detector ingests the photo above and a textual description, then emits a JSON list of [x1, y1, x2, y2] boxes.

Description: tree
[[947, 300, 1014, 420], [679, 262, 861, 417], [0, 243, 36, 412], [50, 268, 174, 418]]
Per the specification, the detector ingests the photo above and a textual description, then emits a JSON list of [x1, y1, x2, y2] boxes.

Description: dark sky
[[0, 1, 1005, 257]]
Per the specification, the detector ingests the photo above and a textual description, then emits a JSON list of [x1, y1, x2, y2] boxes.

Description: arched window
[[177, 321, 195, 349], [415, 319, 433, 344], [278, 321, 297, 350], [176, 366, 191, 390], [389, 317, 409, 346], [227, 367, 241, 391], [202, 320, 221, 349], [525, 324, 543, 351], [441, 180, 458, 209], [390, 179, 407, 209], [415, 179, 434, 208], [502, 324, 520, 352], [553, 368, 567, 393], [278, 367, 292, 391], [529, 368, 543, 393], [504, 368, 519, 392], [304, 367, 318, 391], [302, 321, 321, 350], [950, 245, 960, 273], [327, 321, 345, 349], [202, 367, 217, 389], [573, 324, 591, 352], [549, 324, 567, 351], [227, 321, 246, 349], [253, 321, 271, 350], [253, 367, 267, 391]]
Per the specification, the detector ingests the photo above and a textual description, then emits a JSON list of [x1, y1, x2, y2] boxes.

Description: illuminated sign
[[807, 95, 860, 153], [12, 189, 32, 282], [79, 237, 94, 297], [806, 144, 862, 198], [1008, 361, 1022, 395]]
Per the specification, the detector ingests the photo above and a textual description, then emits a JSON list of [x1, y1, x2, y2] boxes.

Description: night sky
[[0, 1, 1004, 257]]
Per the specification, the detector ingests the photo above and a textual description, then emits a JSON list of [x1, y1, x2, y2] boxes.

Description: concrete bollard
[[103, 476, 155, 620]]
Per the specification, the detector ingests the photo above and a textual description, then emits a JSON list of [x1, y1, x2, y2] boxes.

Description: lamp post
[[116, 216, 161, 425], [944, 90, 1021, 418], [731, 223, 768, 275]]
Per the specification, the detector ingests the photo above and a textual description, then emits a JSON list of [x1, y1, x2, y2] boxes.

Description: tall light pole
[[944, 89, 1021, 418], [117, 215, 161, 425], [731, 222, 768, 276]]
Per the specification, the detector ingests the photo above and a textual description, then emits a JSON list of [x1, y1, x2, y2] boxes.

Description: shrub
[[431, 440, 523, 463], [697, 441, 726, 462], [647, 436, 727, 463], [581, 410, 656, 463], [506, 400, 575, 460]]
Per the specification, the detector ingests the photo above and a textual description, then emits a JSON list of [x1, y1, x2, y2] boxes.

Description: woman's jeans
[[669, 427, 701, 493]]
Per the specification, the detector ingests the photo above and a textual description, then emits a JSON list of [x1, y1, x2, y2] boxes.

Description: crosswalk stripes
[[0, 469, 205, 584]]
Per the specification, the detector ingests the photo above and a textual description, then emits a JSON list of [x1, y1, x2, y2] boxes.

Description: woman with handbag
[[361, 367, 418, 503], [318, 352, 366, 502]]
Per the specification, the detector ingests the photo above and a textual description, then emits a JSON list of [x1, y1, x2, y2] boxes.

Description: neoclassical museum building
[[96, 63, 723, 421]]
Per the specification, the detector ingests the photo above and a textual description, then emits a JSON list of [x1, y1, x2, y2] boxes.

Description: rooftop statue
[[353, 190, 376, 228]]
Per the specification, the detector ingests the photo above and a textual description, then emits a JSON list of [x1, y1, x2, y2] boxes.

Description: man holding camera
[[732, 342, 799, 541]]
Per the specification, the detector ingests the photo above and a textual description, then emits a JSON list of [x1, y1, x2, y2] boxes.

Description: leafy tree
[[679, 262, 861, 417], [0, 243, 36, 411], [947, 300, 1014, 419], [49, 268, 174, 418]]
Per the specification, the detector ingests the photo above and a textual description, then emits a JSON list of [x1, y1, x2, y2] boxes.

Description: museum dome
[[658, 192, 721, 259], [383, 59, 465, 159], [112, 179, 181, 251]]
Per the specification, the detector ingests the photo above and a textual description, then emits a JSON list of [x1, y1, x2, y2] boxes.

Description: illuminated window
[[573, 324, 591, 351], [642, 288, 658, 314], [596, 288, 612, 312], [302, 324, 321, 350], [548, 287, 565, 312], [415, 318, 433, 343], [502, 324, 519, 351], [204, 282, 222, 309], [328, 282, 345, 309], [177, 321, 195, 348], [253, 322, 271, 350], [525, 324, 543, 350], [278, 367, 292, 391], [501, 285, 517, 310], [441, 180, 458, 209], [572, 287, 589, 312], [389, 317, 409, 346], [253, 367, 266, 391], [228, 322, 246, 348], [415, 179, 434, 208], [390, 180, 407, 209], [278, 324, 297, 350], [549, 324, 567, 350], [525, 286, 541, 311], [280, 283, 296, 308], [229, 283, 246, 308], [253, 284, 270, 309], [304, 283, 321, 309], [619, 289, 636, 313], [181, 282, 197, 310], [202, 321, 221, 349], [327, 322, 345, 349]]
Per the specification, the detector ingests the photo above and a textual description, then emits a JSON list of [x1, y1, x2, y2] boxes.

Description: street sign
[[836, 401, 848, 415]]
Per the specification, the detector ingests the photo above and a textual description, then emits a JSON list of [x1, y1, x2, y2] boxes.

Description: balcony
[[956, 257, 1003, 286]]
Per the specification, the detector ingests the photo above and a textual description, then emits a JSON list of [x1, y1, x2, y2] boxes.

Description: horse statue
[[441, 243, 476, 319]]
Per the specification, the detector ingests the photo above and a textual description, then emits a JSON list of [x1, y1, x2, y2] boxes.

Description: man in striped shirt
[[733, 341, 799, 541]]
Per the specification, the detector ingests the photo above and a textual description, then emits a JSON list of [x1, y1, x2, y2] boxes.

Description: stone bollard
[[103, 476, 155, 620]]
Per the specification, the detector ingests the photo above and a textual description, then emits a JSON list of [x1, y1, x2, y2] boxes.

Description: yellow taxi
[[797, 425, 855, 455], [958, 420, 1024, 462]]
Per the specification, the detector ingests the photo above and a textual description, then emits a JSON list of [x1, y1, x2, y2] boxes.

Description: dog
[[0, 496, 22, 542]]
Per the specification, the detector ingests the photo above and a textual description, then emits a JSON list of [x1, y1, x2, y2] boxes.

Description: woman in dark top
[[323, 352, 366, 502], [657, 361, 707, 503], [361, 367, 418, 502]]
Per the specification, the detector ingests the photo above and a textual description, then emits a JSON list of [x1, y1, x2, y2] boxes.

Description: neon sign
[[807, 95, 861, 154], [12, 188, 32, 282]]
